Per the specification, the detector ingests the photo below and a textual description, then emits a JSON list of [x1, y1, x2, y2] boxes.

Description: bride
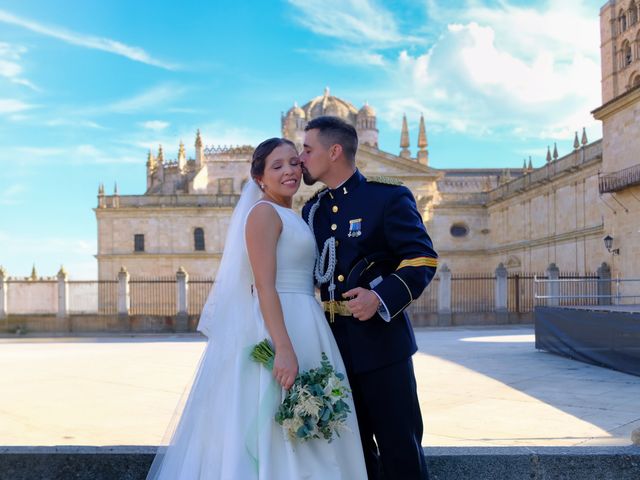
[[146, 138, 367, 479]]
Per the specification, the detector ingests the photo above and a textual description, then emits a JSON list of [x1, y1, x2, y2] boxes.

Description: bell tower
[[600, 0, 640, 103]]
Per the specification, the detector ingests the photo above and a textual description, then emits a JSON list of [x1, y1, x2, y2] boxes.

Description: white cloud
[[45, 118, 104, 129], [10, 144, 139, 165], [301, 47, 387, 67], [0, 8, 177, 70], [0, 41, 38, 90], [141, 120, 170, 131], [104, 84, 186, 114], [0, 184, 26, 205], [376, 1, 602, 141], [287, 0, 419, 46], [0, 98, 34, 114]]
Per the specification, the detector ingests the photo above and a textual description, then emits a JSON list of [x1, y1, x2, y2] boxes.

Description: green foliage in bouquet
[[250, 339, 352, 443]]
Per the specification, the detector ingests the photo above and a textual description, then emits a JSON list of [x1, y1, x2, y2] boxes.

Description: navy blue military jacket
[[302, 169, 438, 373]]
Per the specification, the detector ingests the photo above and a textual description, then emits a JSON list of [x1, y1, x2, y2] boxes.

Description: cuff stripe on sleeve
[[397, 257, 438, 269]]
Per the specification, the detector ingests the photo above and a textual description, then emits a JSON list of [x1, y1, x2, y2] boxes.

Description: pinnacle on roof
[[417, 114, 428, 149], [400, 114, 410, 149]]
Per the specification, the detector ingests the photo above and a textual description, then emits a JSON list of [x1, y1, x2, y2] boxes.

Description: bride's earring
[[260, 183, 265, 190]]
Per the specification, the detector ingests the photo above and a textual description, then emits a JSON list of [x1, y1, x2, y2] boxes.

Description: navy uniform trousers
[[303, 170, 438, 480]]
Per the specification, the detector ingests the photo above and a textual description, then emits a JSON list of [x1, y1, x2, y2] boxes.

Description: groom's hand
[[343, 288, 380, 321]]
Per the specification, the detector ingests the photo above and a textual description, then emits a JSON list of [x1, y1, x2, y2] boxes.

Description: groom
[[300, 116, 437, 480]]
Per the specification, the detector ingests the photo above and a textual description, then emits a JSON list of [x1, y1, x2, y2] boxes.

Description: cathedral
[[95, 1, 640, 282]]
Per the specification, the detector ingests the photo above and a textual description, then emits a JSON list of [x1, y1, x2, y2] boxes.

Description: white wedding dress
[[146, 198, 367, 480]]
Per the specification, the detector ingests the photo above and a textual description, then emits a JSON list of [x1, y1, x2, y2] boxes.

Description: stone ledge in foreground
[[0, 445, 638, 480]]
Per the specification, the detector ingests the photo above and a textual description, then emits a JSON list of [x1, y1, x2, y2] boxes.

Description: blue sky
[[0, 0, 605, 278]]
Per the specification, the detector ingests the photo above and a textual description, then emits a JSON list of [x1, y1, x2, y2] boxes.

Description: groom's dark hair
[[305, 116, 358, 164]]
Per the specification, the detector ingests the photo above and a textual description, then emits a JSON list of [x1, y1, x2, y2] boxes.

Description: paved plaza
[[1, 326, 638, 448]]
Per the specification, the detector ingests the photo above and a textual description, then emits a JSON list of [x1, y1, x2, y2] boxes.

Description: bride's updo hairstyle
[[251, 137, 297, 182]]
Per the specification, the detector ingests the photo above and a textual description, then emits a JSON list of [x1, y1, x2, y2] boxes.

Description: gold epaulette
[[367, 176, 404, 186]]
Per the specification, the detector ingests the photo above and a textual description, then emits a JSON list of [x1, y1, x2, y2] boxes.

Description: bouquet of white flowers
[[250, 339, 352, 443]]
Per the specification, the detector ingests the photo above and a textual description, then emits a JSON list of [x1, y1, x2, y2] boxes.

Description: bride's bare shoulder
[[245, 201, 282, 232]]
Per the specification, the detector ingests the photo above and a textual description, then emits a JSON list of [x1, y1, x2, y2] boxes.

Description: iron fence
[[188, 277, 215, 315], [410, 277, 439, 314], [98, 280, 118, 315], [451, 273, 495, 313], [129, 277, 176, 316], [508, 273, 544, 313]]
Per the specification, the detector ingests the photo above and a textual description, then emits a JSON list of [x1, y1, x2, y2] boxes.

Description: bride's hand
[[273, 346, 298, 390]]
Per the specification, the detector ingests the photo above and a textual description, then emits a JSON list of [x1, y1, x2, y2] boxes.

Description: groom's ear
[[329, 144, 343, 162]]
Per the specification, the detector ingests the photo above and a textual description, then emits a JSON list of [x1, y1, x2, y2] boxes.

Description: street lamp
[[603, 235, 620, 255]]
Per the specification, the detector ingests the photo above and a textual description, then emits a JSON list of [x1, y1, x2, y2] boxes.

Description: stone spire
[[195, 129, 203, 168], [573, 131, 580, 150], [417, 114, 428, 166], [30, 264, 37, 281], [146, 150, 156, 172], [178, 140, 186, 171], [400, 114, 411, 159], [98, 183, 105, 208], [522, 159, 528, 171], [528, 156, 533, 171], [553, 142, 558, 160], [157, 145, 164, 164], [581, 127, 588, 146], [546, 146, 552, 163]]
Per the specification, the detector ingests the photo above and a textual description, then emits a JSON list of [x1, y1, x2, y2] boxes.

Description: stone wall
[[96, 207, 232, 279]]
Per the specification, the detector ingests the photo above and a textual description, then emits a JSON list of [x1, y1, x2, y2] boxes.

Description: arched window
[[630, 2, 638, 25], [194, 228, 205, 251], [623, 41, 633, 67], [632, 73, 640, 88], [620, 10, 627, 32]]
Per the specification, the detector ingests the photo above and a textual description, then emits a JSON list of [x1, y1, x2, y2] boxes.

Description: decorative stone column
[[437, 264, 452, 326], [546, 263, 560, 307], [495, 263, 508, 323], [0, 266, 7, 323], [57, 266, 69, 319], [117, 266, 130, 330], [597, 262, 612, 306], [175, 266, 189, 333], [495, 263, 508, 311]]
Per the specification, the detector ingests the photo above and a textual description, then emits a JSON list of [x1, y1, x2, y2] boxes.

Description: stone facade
[[95, 2, 640, 282], [600, 0, 640, 102], [593, 1, 640, 282]]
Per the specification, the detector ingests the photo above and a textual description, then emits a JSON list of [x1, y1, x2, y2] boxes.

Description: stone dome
[[287, 101, 305, 118], [301, 87, 358, 121], [358, 102, 376, 117]]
